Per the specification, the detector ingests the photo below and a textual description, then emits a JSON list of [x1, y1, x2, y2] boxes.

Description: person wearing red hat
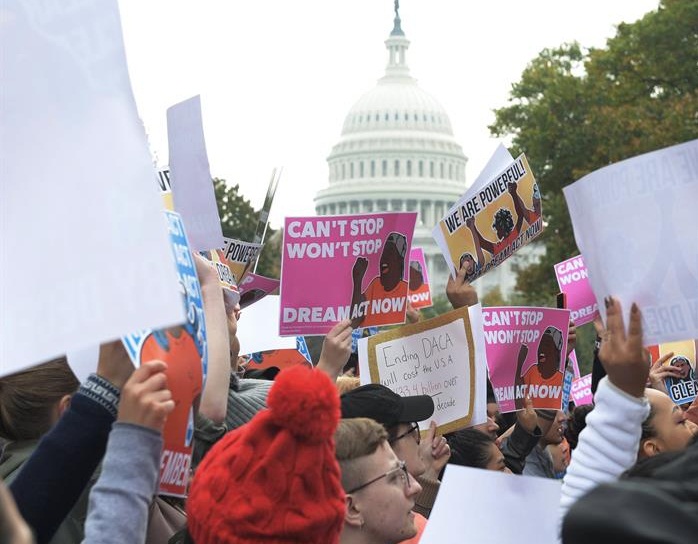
[[186, 364, 345, 544]]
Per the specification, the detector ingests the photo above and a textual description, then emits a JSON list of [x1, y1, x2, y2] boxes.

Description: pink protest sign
[[280, 212, 418, 335], [483, 306, 571, 413], [408, 247, 433, 309], [571, 374, 593, 406], [239, 273, 280, 310], [554, 255, 599, 326], [569, 350, 581, 379]]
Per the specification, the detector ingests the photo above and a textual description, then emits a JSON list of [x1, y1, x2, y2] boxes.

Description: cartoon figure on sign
[[468, 181, 541, 258], [408, 260, 424, 291], [514, 326, 564, 410], [140, 279, 204, 451], [350, 232, 408, 328], [664, 355, 698, 405]]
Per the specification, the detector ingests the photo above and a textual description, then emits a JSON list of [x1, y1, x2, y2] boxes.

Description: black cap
[[340, 384, 434, 428]]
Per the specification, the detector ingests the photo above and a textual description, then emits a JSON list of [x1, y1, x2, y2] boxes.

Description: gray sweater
[[83, 423, 162, 544]]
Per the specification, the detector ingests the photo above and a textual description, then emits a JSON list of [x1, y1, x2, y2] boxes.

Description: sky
[[118, 0, 661, 228]]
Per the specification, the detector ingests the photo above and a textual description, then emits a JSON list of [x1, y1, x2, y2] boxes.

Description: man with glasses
[[340, 383, 448, 524], [335, 418, 423, 544]]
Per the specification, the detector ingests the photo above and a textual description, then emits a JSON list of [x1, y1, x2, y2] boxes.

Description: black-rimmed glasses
[[389, 422, 421, 445], [346, 460, 411, 494]]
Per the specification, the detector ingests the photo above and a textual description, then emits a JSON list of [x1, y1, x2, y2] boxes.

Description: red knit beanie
[[187, 366, 345, 544]]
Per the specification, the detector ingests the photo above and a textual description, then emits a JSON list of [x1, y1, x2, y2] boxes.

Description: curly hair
[[492, 208, 515, 238]]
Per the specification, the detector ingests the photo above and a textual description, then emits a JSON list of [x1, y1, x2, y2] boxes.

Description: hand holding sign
[[117, 361, 175, 432], [446, 260, 479, 310], [648, 351, 677, 395], [97, 341, 135, 390], [420, 421, 451, 480], [595, 297, 648, 398], [317, 319, 353, 380]]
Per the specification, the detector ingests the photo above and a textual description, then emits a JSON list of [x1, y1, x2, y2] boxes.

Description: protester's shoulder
[[0, 440, 38, 483]]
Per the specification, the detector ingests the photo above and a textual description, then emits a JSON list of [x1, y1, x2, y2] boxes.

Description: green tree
[[490, 0, 698, 307], [213, 178, 281, 278]]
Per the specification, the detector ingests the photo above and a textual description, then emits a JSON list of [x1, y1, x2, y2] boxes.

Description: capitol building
[[314, 8, 537, 298]]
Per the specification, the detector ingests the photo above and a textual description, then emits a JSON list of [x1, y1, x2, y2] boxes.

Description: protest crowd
[[3, 1, 698, 544]]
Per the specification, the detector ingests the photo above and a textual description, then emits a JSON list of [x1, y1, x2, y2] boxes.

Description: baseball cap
[[340, 384, 434, 428]]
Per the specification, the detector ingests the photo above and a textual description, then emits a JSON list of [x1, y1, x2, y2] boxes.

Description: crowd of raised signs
[[3, 1, 698, 543]]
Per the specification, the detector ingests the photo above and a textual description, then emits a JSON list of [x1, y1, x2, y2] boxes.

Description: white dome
[[314, 16, 468, 295], [342, 79, 454, 135]]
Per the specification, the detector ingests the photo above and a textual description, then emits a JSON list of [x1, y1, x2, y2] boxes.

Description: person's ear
[[57, 394, 72, 418], [344, 494, 364, 528], [641, 438, 659, 457]]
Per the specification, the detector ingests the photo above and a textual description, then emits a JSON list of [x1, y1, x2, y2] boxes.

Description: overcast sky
[[118, 0, 660, 227]]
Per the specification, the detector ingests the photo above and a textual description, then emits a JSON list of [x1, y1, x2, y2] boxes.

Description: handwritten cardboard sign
[[483, 306, 570, 413], [239, 273, 280, 310], [571, 374, 593, 406], [408, 247, 433, 309], [647, 339, 698, 405], [122, 211, 207, 497], [358, 307, 475, 434], [433, 153, 542, 282], [563, 140, 698, 345], [280, 212, 418, 335], [554, 255, 599, 326]]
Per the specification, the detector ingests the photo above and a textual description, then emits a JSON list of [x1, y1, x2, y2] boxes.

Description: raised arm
[[350, 257, 368, 328], [82, 361, 175, 544], [194, 254, 231, 425], [10, 342, 133, 544], [560, 298, 651, 521]]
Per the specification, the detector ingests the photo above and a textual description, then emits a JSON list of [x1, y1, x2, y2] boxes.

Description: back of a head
[[563, 438, 698, 543], [446, 428, 495, 470], [335, 418, 388, 492], [566, 404, 594, 450], [0, 358, 79, 441]]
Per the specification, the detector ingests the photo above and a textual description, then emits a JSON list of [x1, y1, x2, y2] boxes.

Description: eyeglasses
[[389, 422, 421, 445], [346, 460, 411, 494]]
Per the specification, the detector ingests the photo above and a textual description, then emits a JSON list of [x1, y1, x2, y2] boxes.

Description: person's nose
[[406, 472, 422, 497]]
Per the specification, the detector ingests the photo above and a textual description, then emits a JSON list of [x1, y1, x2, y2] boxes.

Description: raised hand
[[405, 299, 420, 324], [648, 351, 678, 395], [316, 319, 353, 381], [516, 395, 538, 433], [566, 319, 577, 357], [352, 257, 368, 284], [98, 340, 135, 390], [117, 361, 175, 432], [419, 421, 451, 480], [594, 297, 648, 398], [446, 260, 478, 309]]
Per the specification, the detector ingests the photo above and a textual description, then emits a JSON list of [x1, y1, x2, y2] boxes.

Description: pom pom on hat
[[187, 366, 345, 544], [268, 364, 340, 443]]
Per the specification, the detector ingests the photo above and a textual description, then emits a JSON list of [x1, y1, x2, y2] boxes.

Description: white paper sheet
[[467, 303, 488, 427], [0, 0, 184, 377], [563, 140, 698, 345], [236, 295, 297, 355], [66, 345, 101, 384], [421, 465, 561, 544], [167, 95, 224, 251]]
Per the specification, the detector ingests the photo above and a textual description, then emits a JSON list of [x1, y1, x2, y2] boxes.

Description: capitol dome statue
[[314, 4, 467, 295]]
